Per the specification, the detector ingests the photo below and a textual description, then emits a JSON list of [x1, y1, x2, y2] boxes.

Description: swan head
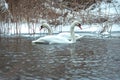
[[40, 23, 50, 30], [72, 21, 82, 30]]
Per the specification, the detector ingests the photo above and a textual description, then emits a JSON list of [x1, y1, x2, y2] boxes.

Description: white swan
[[97, 23, 111, 37], [39, 22, 82, 41], [32, 21, 82, 44]]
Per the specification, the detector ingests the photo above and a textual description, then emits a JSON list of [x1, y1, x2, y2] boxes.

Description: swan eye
[[40, 25, 44, 30], [78, 23, 81, 26], [76, 23, 81, 26]]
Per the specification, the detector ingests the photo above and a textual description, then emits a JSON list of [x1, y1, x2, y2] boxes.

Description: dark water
[[0, 36, 120, 80]]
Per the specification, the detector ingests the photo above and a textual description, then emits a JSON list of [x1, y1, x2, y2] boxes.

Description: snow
[[101, 1, 120, 14]]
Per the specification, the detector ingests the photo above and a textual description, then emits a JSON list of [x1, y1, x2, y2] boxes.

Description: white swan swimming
[[39, 22, 83, 41], [32, 21, 82, 44]]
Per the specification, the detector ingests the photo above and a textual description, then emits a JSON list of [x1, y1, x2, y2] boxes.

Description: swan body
[[32, 35, 72, 44], [32, 21, 82, 44], [58, 32, 83, 41]]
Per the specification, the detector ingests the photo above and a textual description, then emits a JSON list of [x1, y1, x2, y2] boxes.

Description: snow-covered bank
[[0, 22, 120, 37]]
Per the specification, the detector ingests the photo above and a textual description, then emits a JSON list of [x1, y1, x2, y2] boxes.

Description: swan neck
[[70, 24, 76, 43], [46, 25, 52, 35], [48, 28, 52, 35]]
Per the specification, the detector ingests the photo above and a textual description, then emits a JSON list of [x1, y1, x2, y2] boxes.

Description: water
[[0, 36, 120, 80]]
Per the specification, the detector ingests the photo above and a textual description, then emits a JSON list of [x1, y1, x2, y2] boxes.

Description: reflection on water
[[0, 37, 120, 80]]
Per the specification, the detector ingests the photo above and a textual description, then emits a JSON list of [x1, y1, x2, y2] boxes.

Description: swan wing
[[32, 35, 70, 44], [58, 32, 71, 39], [58, 32, 82, 40]]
